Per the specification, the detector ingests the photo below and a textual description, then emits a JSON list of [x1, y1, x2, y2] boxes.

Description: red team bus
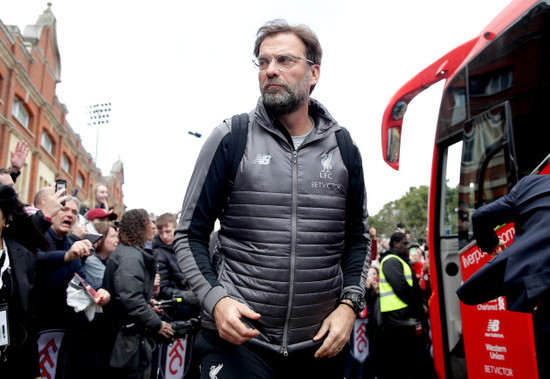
[[381, 0, 549, 377]]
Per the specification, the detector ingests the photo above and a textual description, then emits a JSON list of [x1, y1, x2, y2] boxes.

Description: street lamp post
[[86, 102, 112, 163]]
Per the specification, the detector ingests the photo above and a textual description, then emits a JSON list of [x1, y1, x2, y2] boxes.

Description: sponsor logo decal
[[251, 154, 272, 165]]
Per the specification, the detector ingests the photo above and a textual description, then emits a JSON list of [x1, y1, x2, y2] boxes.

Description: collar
[[381, 249, 410, 262], [0, 238, 10, 289], [255, 97, 339, 137]]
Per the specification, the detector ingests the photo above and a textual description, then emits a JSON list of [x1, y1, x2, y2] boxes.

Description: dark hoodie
[[152, 235, 198, 306]]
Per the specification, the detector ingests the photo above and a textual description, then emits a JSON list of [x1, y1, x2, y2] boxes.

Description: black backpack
[[226, 113, 359, 186]]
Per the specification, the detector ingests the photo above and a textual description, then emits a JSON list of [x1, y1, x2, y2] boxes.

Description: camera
[[155, 297, 183, 309], [169, 318, 199, 339]]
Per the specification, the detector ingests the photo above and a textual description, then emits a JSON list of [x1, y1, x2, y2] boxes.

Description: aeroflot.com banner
[[459, 223, 538, 378]]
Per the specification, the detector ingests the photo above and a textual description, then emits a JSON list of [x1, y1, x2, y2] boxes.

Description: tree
[[370, 185, 429, 242], [370, 183, 461, 244]]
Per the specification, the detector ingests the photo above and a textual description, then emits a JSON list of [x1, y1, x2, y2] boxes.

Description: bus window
[[386, 126, 401, 164], [459, 102, 517, 240], [436, 69, 468, 144], [441, 142, 462, 238], [467, 2, 550, 177]]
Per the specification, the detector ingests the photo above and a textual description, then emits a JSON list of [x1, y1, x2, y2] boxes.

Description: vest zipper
[[281, 150, 298, 355]]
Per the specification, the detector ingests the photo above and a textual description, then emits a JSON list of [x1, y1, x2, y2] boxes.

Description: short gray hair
[[65, 195, 81, 210], [253, 19, 323, 65]]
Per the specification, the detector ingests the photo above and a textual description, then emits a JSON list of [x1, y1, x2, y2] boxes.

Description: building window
[[41, 132, 53, 155], [77, 172, 84, 188], [61, 154, 71, 173], [12, 98, 30, 128], [0, 73, 4, 104], [38, 176, 49, 189]]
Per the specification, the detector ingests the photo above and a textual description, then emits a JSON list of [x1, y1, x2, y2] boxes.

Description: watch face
[[344, 293, 366, 312]]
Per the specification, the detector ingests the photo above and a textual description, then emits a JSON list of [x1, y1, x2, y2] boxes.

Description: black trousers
[[535, 293, 550, 379], [377, 325, 436, 379], [195, 329, 348, 379]]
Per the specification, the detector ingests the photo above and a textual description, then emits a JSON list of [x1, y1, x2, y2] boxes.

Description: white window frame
[[77, 172, 84, 188], [41, 132, 53, 155], [61, 154, 70, 173], [12, 98, 30, 128]]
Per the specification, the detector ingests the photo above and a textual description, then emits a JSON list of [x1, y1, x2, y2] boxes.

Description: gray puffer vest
[[211, 99, 351, 353]]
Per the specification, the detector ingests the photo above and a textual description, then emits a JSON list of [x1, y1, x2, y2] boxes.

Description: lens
[[276, 55, 294, 70]]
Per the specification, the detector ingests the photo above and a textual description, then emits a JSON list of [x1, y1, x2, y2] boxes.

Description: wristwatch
[[341, 291, 366, 314]]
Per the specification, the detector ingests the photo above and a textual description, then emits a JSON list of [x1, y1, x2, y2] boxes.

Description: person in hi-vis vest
[[377, 232, 436, 379]]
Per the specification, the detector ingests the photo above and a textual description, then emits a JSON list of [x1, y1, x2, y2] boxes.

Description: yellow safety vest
[[379, 254, 413, 313]]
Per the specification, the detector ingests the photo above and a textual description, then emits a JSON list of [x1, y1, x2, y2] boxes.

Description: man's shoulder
[[515, 174, 550, 195], [113, 244, 141, 260], [154, 245, 175, 258], [381, 253, 405, 268], [5, 238, 25, 251], [84, 254, 103, 266], [5, 239, 33, 260]]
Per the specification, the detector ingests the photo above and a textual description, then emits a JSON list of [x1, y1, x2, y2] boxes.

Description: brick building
[[0, 4, 124, 215]]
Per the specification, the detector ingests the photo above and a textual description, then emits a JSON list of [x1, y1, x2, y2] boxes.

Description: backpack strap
[[227, 113, 249, 184], [336, 127, 364, 223], [226, 119, 357, 189], [335, 127, 359, 178]]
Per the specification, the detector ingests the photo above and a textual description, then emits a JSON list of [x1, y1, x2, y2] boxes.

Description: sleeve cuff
[[203, 285, 228, 315]]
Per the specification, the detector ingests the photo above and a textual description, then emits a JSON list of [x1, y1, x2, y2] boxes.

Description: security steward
[[377, 232, 435, 379]]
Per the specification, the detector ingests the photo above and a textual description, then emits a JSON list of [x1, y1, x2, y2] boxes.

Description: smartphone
[[85, 233, 103, 244], [55, 178, 67, 193], [55, 179, 67, 206]]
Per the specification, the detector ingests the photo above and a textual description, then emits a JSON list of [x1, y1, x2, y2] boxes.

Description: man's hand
[[10, 141, 29, 172], [313, 302, 356, 358], [149, 298, 164, 314], [157, 321, 174, 339], [152, 273, 161, 298], [41, 186, 67, 219], [487, 239, 506, 256], [71, 223, 88, 239], [213, 297, 261, 345], [96, 288, 110, 306], [64, 240, 93, 261]]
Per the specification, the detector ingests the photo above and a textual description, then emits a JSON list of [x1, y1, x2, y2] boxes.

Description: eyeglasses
[[252, 54, 314, 72]]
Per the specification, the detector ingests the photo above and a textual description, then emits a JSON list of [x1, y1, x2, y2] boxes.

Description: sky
[[0, 0, 513, 216]]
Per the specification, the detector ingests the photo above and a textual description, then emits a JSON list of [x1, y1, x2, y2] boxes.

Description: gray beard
[[261, 73, 310, 115]]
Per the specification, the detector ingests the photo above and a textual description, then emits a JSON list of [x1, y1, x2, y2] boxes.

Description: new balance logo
[[487, 319, 500, 332], [251, 154, 272, 165]]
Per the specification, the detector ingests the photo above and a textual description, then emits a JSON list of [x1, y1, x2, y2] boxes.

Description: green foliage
[[445, 182, 460, 235], [370, 183, 460, 242], [370, 185, 429, 242]]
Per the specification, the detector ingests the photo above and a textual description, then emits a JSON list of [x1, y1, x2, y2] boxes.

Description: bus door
[[456, 103, 538, 377], [435, 104, 526, 378]]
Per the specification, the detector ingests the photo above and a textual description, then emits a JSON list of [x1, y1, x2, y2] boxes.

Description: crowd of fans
[[354, 228, 436, 379], [0, 143, 200, 379], [0, 142, 436, 379]]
